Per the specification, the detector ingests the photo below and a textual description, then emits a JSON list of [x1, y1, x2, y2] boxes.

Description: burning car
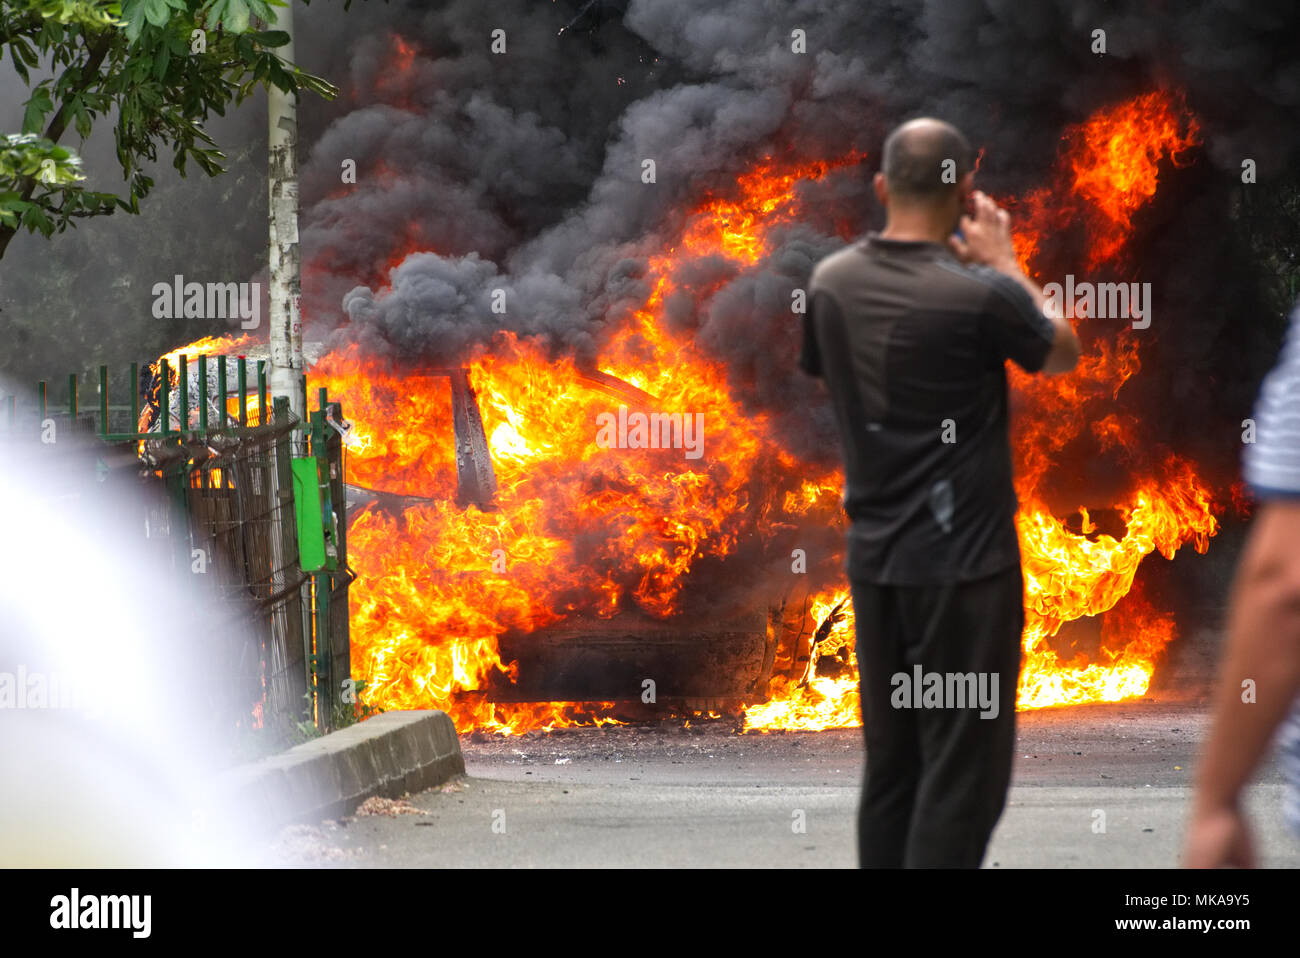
[[142, 89, 1221, 736]]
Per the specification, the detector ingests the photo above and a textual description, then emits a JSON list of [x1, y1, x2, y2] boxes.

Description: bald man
[[799, 118, 1080, 867]]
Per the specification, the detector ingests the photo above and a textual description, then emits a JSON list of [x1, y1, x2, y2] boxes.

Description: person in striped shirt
[[1185, 299, 1300, 867]]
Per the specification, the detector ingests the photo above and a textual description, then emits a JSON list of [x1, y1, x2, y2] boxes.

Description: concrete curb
[[224, 709, 464, 834]]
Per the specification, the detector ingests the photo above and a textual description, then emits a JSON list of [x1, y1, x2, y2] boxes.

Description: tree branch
[[0, 28, 114, 259]]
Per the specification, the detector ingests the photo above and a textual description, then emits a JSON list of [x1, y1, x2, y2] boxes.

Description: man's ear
[[873, 171, 889, 208]]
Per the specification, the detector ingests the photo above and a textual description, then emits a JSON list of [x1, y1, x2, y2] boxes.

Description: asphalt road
[[264, 699, 1300, 868]]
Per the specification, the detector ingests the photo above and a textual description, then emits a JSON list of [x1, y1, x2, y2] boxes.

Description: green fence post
[[97, 366, 109, 437], [273, 395, 310, 733], [237, 356, 247, 428], [216, 357, 227, 434], [68, 373, 77, 423], [158, 349, 191, 571], [198, 357, 209, 434], [323, 395, 351, 715], [38, 381, 46, 422], [309, 400, 332, 732], [314, 575, 331, 732], [258, 361, 268, 427], [178, 354, 188, 437]]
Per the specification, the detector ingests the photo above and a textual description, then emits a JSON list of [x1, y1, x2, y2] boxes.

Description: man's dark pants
[[851, 560, 1025, 868]]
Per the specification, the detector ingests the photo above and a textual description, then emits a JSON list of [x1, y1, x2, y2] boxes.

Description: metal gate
[[5, 354, 353, 742]]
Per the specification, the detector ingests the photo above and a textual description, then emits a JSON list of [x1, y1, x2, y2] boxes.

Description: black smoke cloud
[[3, 0, 1295, 627], [295, 0, 674, 327], [295, 0, 1300, 478], [7, 1, 1296, 484]]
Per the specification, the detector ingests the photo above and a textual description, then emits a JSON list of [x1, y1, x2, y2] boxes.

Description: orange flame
[[162, 89, 1217, 734]]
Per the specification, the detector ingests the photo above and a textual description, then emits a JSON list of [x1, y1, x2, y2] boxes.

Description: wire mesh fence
[[149, 413, 311, 740], [2, 359, 351, 748]]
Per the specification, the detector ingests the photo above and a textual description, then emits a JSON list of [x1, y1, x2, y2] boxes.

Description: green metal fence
[[14, 354, 353, 738]]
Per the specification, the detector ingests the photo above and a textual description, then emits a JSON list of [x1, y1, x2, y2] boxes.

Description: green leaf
[[120, 0, 149, 41], [22, 87, 54, 135], [72, 100, 93, 139], [143, 0, 178, 28], [151, 41, 170, 79], [203, 0, 252, 34], [252, 30, 291, 47], [1, 0, 356, 257], [21, 204, 55, 237]]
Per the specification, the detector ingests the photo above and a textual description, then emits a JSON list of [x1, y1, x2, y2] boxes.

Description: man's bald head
[[881, 118, 974, 202]]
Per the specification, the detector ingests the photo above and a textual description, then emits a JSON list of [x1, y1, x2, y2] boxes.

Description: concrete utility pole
[[268, 1, 305, 423]]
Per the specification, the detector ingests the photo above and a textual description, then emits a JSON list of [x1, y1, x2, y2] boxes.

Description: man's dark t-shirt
[[800, 233, 1056, 585]]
